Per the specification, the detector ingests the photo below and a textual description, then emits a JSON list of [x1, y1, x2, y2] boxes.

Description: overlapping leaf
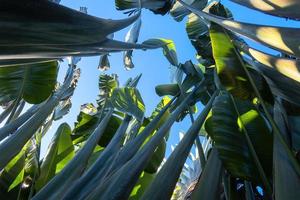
[[0, 0, 148, 60], [179, 0, 300, 58], [35, 123, 74, 191], [206, 93, 273, 183], [111, 87, 145, 121], [231, 0, 300, 20], [0, 61, 58, 104]]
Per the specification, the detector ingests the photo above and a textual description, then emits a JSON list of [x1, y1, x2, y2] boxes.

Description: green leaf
[[124, 17, 142, 70], [33, 110, 113, 200], [244, 55, 300, 106], [209, 15, 252, 99], [88, 88, 198, 200], [170, 0, 207, 22], [144, 139, 166, 174], [141, 92, 216, 200], [72, 110, 122, 147], [111, 87, 145, 121], [273, 101, 300, 199], [0, 0, 144, 59], [191, 148, 223, 200], [98, 54, 110, 71], [207, 92, 273, 183], [129, 172, 154, 200], [0, 61, 58, 104], [179, 0, 300, 57], [231, 0, 300, 20], [35, 123, 74, 191], [0, 149, 25, 193], [155, 84, 180, 96], [115, 0, 173, 15], [239, 43, 300, 84], [142, 38, 178, 66]]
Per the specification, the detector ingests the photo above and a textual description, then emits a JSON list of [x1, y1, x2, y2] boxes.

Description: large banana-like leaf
[[0, 0, 149, 59], [0, 149, 25, 199], [231, 0, 300, 20], [273, 101, 300, 200], [0, 67, 75, 171], [0, 61, 58, 104], [207, 93, 273, 183], [209, 16, 253, 99], [208, 8, 273, 103], [141, 92, 216, 200], [178, 0, 300, 58], [86, 88, 198, 200], [72, 110, 122, 147], [0, 137, 38, 199], [237, 42, 300, 83], [244, 57, 300, 106], [32, 109, 113, 200], [124, 17, 142, 70], [35, 123, 74, 191], [155, 84, 180, 97], [170, 0, 207, 22], [115, 0, 174, 15], [111, 87, 145, 122], [143, 38, 178, 66], [186, 13, 213, 65]]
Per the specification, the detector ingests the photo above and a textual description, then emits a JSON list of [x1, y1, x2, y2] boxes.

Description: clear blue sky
[[41, 0, 300, 157]]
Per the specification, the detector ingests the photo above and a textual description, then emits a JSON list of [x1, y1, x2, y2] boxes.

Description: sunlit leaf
[[143, 38, 178, 66], [35, 123, 74, 191], [207, 92, 273, 183], [179, 0, 300, 58], [0, 61, 58, 104], [111, 87, 145, 121], [0, 0, 145, 59], [231, 0, 300, 20], [170, 0, 207, 22]]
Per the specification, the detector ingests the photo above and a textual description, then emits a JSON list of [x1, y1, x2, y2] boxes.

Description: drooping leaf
[[245, 57, 300, 106], [111, 87, 145, 121], [124, 16, 142, 70], [35, 123, 74, 191], [98, 54, 111, 71], [179, 0, 300, 58], [170, 0, 207, 22], [0, 149, 25, 196], [115, 0, 174, 15], [209, 8, 252, 99], [53, 99, 72, 121], [207, 92, 273, 183], [143, 38, 178, 66], [155, 84, 180, 97], [238, 43, 300, 84], [0, 61, 58, 104], [231, 0, 300, 20], [0, 0, 146, 59], [186, 13, 208, 41]]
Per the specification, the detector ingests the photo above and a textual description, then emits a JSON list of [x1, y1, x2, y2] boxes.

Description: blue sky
[[40, 0, 300, 157]]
